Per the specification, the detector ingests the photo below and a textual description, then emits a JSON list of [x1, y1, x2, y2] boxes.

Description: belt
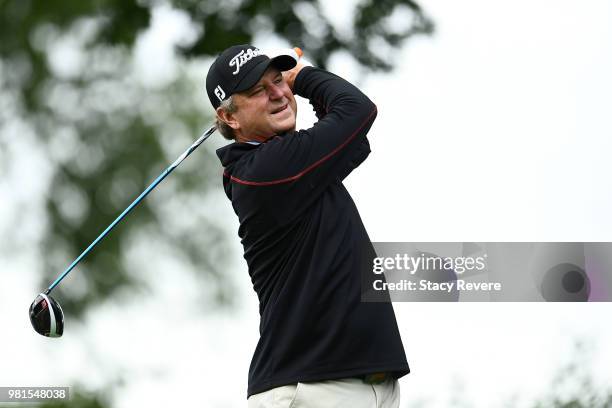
[[361, 372, 391, 385]]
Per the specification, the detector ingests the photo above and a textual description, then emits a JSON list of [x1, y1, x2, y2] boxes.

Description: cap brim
[[234, 54, 297, 94]]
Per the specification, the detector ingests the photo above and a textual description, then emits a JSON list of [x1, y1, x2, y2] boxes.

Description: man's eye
[[274, 77, 282, 83], [251, 88, 264, 96]]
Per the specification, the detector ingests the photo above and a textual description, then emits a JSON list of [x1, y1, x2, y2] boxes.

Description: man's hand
[[283, 62, 307, 93]]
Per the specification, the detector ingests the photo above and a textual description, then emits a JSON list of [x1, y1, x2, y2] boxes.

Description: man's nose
[[268, 83, 284, 99]]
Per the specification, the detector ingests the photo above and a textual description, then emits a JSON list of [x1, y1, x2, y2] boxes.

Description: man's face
[[230, 66, 297, 141]]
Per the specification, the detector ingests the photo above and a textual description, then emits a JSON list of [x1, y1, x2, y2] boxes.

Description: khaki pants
[[247, 377, 400, 408]]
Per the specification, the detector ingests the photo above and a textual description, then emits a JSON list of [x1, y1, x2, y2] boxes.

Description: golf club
[[29, 124, 217, 337]]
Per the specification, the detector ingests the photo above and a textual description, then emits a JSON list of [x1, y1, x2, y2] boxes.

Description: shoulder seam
[[224, 107, 377, 186]]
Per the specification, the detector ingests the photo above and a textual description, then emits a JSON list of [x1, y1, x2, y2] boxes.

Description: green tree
[[530, 341, 612, 408], [0, 0, 434, 317]]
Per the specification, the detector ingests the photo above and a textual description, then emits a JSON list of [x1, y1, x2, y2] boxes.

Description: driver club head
[[29, 293, 64, 338]]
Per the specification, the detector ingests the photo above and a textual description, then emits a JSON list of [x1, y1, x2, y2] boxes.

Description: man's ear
[[216, 106, 240, 131]]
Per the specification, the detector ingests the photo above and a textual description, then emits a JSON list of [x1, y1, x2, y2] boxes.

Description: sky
[[1, 0, 612, 407]]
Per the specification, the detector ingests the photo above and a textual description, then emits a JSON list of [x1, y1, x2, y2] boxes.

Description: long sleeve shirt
[[215, 66, 410, 398]]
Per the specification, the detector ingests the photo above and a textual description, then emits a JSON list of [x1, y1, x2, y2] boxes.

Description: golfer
[[206, 44, 410, 407]]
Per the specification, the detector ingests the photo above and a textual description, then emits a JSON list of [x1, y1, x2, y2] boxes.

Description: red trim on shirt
[[223, 107, 377, 186]]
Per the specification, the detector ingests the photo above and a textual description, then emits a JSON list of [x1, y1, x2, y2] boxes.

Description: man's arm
[[287, 63, 373, 182], [230, 66, 377, 223]]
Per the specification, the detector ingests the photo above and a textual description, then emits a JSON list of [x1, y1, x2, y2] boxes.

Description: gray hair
[[216, 96, 238, 140]]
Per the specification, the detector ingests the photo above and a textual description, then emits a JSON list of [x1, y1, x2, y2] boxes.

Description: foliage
[[0, 0, 433, 317]]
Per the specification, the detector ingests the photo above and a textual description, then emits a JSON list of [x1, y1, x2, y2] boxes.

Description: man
[[206, 44, 410, 407]]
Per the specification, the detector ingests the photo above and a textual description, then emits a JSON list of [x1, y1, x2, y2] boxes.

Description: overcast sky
[[2, 1, 612, 407]]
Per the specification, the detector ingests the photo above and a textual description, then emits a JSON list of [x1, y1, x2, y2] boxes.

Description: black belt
[[361, 372, 391, 384]]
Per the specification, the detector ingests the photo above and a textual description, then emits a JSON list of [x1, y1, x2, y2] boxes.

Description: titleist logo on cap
[[229, 48, 263, 75]]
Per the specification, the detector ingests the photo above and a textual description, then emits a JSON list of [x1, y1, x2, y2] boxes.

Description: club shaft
[[46, 125, 216, 294]]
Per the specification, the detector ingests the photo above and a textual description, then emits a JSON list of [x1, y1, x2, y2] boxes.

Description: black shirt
[[216, 67, 410, 398]]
